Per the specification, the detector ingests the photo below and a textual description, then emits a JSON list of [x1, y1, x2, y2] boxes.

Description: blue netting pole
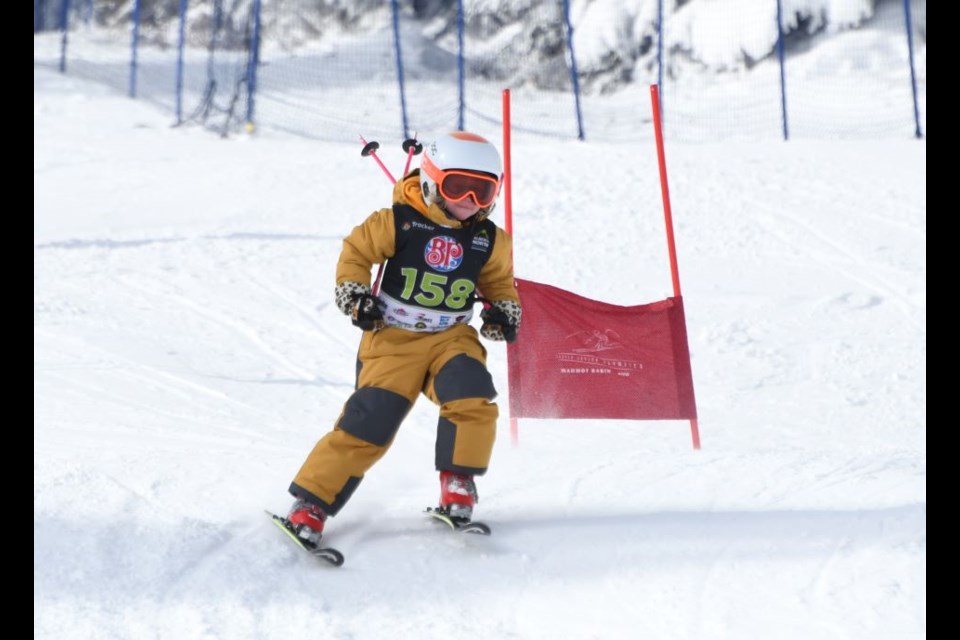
[[656, 0, 663, 124], [58, 0, 71, 73], [456, 0, 465, 130], [902, 0, 923, 139], [129, 0, 142, 98], [391, 0, 410, 139], [175, 0, 188, 124], [245, 0, 263, 130], [561, 0, 585, 140], [203, 0, 222, 111], [776, 0, 789, 140]]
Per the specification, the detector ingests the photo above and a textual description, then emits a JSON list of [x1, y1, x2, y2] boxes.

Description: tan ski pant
[[290, 323, 498, 516]]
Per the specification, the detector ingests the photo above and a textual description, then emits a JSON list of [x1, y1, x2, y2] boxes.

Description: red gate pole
[[649, 84, 701, 450], [501, 89, 520, 447]]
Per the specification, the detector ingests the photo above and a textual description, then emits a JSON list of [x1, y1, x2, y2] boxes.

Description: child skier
[[284, 131, 521, 546]]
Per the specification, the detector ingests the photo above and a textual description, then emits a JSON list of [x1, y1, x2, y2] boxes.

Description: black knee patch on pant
[[435, 417, 487, 475], [289, 478, 361, 517], [337, 386, 411, 446], [434, 354, 497, 403]]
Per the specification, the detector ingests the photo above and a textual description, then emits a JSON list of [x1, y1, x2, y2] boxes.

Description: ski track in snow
[[751, 195, 922, 330]]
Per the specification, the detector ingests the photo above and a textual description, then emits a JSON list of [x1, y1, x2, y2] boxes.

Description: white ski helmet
[[420, 131, 503, 214]]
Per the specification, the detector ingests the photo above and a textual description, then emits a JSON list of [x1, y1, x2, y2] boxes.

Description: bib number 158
[[399, 267, 474, 310]]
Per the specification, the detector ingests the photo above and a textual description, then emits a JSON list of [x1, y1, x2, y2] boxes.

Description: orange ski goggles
[[423, 155, 502, 208]]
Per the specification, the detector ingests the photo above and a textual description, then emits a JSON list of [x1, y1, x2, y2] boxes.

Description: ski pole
[[359, 136, 396, 184], [401, 136, 423, 176], [358, 135, 396, 295]]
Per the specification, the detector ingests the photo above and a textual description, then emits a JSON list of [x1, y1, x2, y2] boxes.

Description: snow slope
[[34, 63, 925, 639]]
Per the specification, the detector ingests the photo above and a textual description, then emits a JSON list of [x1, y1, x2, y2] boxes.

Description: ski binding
[[265, 509, 345, 567], [425, 506, 492, 535]]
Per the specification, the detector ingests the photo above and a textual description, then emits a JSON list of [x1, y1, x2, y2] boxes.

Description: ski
[[425, 506, 492, 535], [265, 510, 345, 567]]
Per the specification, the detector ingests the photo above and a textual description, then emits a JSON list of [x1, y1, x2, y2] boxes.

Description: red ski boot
[[439, 470, 478, 520], [287, 499, 326, 546]]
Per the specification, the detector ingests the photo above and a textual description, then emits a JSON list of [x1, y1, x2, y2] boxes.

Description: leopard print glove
[[480, 299, 522, 343], [335, 282, 373, 316]]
